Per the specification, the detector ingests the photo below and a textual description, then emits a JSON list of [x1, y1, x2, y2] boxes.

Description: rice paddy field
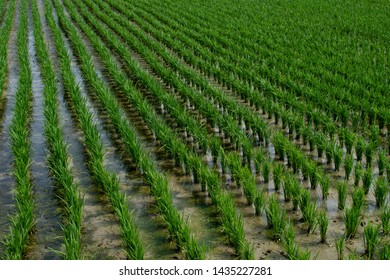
[[0, 0, 389, 260]]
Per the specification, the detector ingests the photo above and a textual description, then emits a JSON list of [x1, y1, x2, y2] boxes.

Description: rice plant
[[362, 167, 373, 195], [363, 222, 380, 259], [272, 163, 284, 192], [320, 174, 330, 200], [290, 179, 301, 211], [381, 205, 390, 235], [356, 137, 365, 162], [378, 149, 387, 176], [265, 195, 286, 241], [374, 177, 388, 208], [335, 236, 345, 260], [333, 145, 343, 172], [344, 206, 361, 239], [318, 210, 328, 243], [262, 161, 271, 183], [379, 243, 390, 260], [303, 201, 317, 234], [337, 181, 348, 210], [344, 154, 353, 180], [365, 143, 374, 168], [299, 189, 311, 216], [254, 188, 265, 216], [352, 187, 365, 212], [354, 162, 363, 187]]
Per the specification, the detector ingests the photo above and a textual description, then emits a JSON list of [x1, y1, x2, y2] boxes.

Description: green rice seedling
[[337, 181, 348, 210], [254, 150, 264, 174], [309, 163, 320, 189], [302, 159, 310, 181], [290, 179, 301, 211], [242, 167, 256, 205], [352, 187, 365, 212], [356, 138, 365, 162], [362, 167, 373, 195], [282, 221, 295, 255], [333, 145, 343, 172], [344, 154, 353, 180], [210, 138, 220, 164], [308, 131, 316, 152], [272, 163, 284, 192], [320, 174, 330, 200], [379, 244, 390, 260], [336, 236, 345, 260], [365, 143, 374, 168], [262, 161, 271, 183], [363, 222, 380, 259], [370, 125, 380, 148], [299, 189, 311, 216], [318, 210, 328, 243], [254, 188, 265, 216], [345, 207, 361, 239], [374, 177, 388, 208], [378, 149, 387, 176], [282, 175, 293, 202], [302, 126, 310, 146], [272, 132, 286, 160], [316, 134, 326, 159], [344, 130, 355, 155], [381, 205, 390, 235], [354, 163, 363, 187], [265, 195, 286, 241], [304, 202, 318, 234], [325, 142, 333, 165]]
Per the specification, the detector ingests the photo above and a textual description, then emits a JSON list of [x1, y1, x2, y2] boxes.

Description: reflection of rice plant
[[344, 154, 353, 180], [337, 181, 347, 210], [363, 223, 380, 260], [362, 168, 373, 195], [336, 236, 345, 260], [381, 205, 390, 235], [374, 177, 388, 208], [345, 207, 361, 238], [320, 174, 330, 200], [318, 210, 328, 243]]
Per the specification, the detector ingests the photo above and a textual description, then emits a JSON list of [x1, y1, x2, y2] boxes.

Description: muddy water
[[24, 3, 65, 259], [0, 1, 18, 257]]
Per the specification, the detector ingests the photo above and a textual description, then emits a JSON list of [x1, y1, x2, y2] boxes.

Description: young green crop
[[363, 223, 380, 259]]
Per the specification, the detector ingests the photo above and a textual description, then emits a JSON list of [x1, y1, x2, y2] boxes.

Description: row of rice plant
[[53, 0, 206, 260], [0, 0, 15, 113], [60, 0, 254, 259], [31, 0, 83, 259], [44, 0, 144, 260], [5, 0, 34, 259], [73, 0, 266, 208]]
